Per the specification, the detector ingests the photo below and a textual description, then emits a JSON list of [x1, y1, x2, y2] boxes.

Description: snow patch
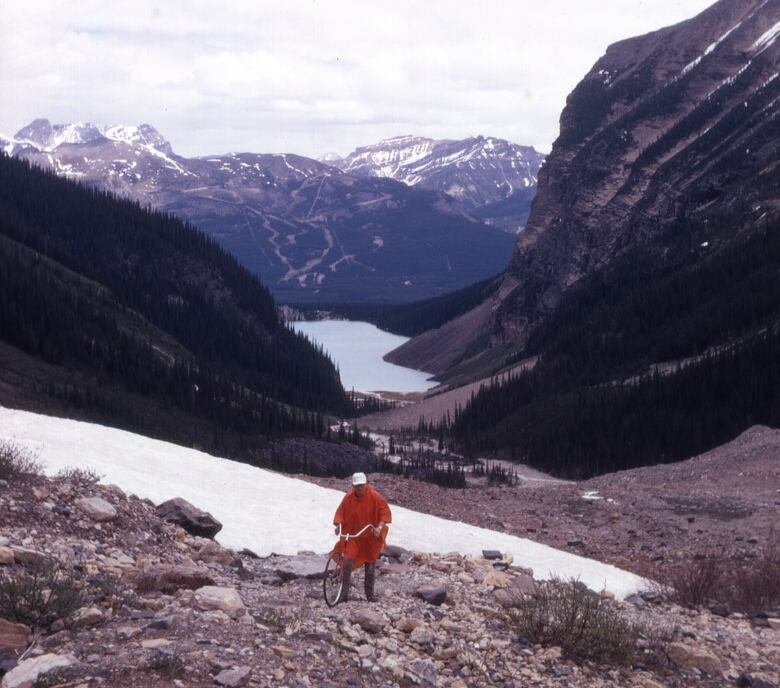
[[752, 20, 780, 54], [0, 406, 648, 598]]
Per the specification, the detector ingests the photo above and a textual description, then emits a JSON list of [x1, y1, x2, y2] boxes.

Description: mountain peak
[[335, 134, 545, 222], [11, 119, 173, 155], [102, 123, 173, 155], [319, 151, 343, 164]]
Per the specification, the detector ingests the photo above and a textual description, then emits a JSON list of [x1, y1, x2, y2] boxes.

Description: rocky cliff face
[[491, 0, 780, 344]]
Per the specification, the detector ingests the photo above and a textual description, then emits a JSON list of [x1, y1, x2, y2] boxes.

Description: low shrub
[[728, 552, 780, 612], [88, 572, 137, 613], [145, 650, 186, 679], [55, 465, 102, 485], [662, 548, 780, 613], [0, 441, 42, 482], [507, 579, 640, 665], [663, 554, 723, 607], [0, 562, 85, 628]]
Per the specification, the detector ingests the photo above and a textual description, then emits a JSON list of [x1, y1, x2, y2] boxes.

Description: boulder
[[410, 625, 436, 645], [0, 620, 32, 654], [196, 541, 232, 565], [273, 554, 328, 581], [155, 498, 222, 538], [9, 548, 48, 568], [414, 585, 447, 606], [214, 667, 252, 687], [350, 609, 387, 634], [407, 658, 437, 686], [381, 545, 408, 560], [395, 617, 422, 633], [0, 653, 78, 688], [70, 606, 104, 628], [482, 550, 502, 560], [0, 548, 14, 566], [76, 496, 117, 522], [667, 642, 721, 675], [194, 586, 245, 619], [140, 639, 171, 649], [135, 565, 215, 594], [493, 574, 536, 607]]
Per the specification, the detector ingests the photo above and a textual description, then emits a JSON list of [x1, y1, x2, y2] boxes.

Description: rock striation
[[492, 0, 780, 346]]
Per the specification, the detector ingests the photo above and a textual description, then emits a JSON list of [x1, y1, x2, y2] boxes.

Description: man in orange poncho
[[332, 472, 392, 603]]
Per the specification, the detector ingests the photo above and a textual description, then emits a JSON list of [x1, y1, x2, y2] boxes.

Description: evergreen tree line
[[0, 234, 338, 441], [0, 153, 349, 414], [348, 390, 397, 416], [376, 451, 467, 489], [429, 214, 780, 478], [291, 275, 499, 338], [447, 325, 780, 478]]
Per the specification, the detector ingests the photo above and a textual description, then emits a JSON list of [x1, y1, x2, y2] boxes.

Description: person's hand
[[334, 525, 340, 535], [372, 526, 382, 538]]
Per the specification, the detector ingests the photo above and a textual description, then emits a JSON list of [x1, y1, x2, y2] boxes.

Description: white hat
[[352, 472, 367, 485]]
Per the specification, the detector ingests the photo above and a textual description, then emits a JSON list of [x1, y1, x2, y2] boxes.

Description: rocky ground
[[1, 457, 779, 687], [312, 425, 780, 579]]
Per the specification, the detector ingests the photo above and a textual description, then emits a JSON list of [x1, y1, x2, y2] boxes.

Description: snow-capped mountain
[[331, 135, 546, 231], [9, 118, 173, 154], [6, 120, 515, 303]]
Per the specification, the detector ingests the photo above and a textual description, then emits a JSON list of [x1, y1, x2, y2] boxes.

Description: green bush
[[508, 579, 639, 665], [0, 441, 42, 482], [0, 562, 85, 628]]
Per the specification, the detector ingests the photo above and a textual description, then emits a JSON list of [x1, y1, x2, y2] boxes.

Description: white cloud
[[0, 0, 715, 157]]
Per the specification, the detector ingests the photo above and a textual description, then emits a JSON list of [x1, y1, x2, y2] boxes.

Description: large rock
[[194, 586, 245, 619], [350, 609, 387, 634], [0, 653, 78, 688], [76, 496, 117, 522], [155, 498, 222, 538], [667, 642, 721, 675], [0, 548, 14, 566], [273, 555, 328, 581], [492, 573, 536, 607], [195, 541, 233, 565], [414, 585, 447, 606], [407, 658, 437, 686], [70, 606, 104, 628], [381, 545, 408, 560], [0, 620, 31, 654], [135, 565, 215, 594], [214, 667, 251, 687], [9, 548, 48, 567]]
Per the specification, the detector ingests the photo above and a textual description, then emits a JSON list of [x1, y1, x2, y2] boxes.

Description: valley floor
[[308, 425, 780, 580], [1, 469, 778, 687]]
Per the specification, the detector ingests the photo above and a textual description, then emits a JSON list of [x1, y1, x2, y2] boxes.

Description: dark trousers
[[339, 559, 376, 602]]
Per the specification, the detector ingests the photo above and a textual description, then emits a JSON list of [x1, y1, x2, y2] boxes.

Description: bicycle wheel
[[323, 553, 343, 607]]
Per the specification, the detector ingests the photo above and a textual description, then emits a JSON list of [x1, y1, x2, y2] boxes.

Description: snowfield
[[0, 407, 648, 598]]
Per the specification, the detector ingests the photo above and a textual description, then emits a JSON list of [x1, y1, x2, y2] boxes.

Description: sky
[[0, 0, 715, 158]]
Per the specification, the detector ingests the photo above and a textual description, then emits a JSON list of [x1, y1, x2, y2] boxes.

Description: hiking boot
[[364, 563, 377, 602], [338, 559, 353, 604]]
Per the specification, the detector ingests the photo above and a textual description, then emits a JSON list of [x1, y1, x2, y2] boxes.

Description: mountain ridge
[[331, 134, 545, 232], [5, 122, 521, 303], [391, 0, 780, 375]]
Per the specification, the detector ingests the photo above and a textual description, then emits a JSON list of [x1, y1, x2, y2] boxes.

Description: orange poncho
[[333, 484, 392, 567]]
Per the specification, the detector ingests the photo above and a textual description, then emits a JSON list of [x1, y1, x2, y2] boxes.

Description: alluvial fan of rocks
[[1, 472, 778, 687]]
